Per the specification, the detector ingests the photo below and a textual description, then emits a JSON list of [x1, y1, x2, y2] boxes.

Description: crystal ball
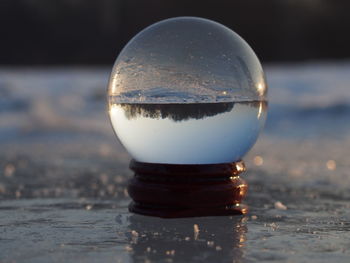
[[108, 17, 267, 164]]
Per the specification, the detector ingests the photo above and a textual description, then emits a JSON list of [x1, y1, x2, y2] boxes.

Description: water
[[109, 101, 267, 164]]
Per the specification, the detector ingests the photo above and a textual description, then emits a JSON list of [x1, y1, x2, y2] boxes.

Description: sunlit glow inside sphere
[[108, 17, 268, 164]]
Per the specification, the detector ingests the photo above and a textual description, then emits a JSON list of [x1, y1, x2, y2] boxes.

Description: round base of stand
[[127, 160, 248, 218]]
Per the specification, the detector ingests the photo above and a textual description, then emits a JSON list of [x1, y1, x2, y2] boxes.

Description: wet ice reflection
[[126, 215, 247, 262]]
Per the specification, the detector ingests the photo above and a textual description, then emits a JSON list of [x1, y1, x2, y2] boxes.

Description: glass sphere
[[108, 17, 267, 164]]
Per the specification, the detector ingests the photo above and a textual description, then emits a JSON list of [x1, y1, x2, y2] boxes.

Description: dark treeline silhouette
[[115, 101, 266, 122], [117, 102, 235, 122], [1, 0, 349, 65]]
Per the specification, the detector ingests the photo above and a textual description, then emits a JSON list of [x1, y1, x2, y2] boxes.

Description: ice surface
[[1, 63, 350, 262], [108, 87, 257, 104]]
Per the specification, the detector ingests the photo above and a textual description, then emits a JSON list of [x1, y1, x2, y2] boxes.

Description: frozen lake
[[1, 63, 350, 262]]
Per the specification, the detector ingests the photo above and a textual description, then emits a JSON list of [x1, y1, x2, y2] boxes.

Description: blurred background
[[1, 0, 350, 65]]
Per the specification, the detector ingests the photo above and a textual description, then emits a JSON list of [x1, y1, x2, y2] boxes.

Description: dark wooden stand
[[127, 160, 248, 218]]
